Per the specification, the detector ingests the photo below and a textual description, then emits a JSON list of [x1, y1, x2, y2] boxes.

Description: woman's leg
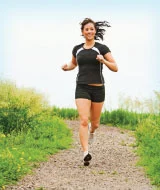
[[75, 98, 91, 152], [89, 102, 104, 133]]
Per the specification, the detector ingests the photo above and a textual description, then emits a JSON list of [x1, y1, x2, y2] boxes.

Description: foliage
[[135, 118, 160, 186], [100, 109, 150, 130], [51, 106, 78, 120], [0, 80, 72, 188], [0, 80, 48, 134]]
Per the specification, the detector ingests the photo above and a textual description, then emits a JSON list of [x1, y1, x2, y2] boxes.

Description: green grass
[[135, 118, 160, 186], [51, 106, 78, 120], [0, 116, 72, 188], [100, 108, 150, 130]]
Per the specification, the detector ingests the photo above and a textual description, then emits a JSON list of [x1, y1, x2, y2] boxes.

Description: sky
[[0, 0, 160, 110]]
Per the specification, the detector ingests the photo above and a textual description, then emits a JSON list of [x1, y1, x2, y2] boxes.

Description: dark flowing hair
[[80, 18, 111, 41]]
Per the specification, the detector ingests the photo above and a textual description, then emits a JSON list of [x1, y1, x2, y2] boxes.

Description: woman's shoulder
[[72, 43, 84, 57], [95, 42, 111, 54], [95, 42, 109, 48], [73, 43, 84, 50]]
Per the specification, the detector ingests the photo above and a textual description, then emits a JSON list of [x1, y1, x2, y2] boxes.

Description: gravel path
[[7, 120, 153, 190]]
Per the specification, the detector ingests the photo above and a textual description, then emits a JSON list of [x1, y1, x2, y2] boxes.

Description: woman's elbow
[[113, 63, 118, 72], [114, 66, 118, 72]]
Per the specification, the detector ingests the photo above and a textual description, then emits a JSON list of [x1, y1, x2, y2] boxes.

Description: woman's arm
[[61, 56, 77, 71], [96, 52, 118, 72]]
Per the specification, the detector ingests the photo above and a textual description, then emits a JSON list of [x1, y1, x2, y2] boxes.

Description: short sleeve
[[72, 46, 77, 58], [100, 44, 111, 56]]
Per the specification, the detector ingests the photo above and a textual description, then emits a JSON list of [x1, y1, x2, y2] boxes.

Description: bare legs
[[75, 99, 91, 152], [75, 98, 104, 152], [90, 101, 104, 133]]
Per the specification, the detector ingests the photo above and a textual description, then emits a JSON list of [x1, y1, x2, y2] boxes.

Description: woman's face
[[82, 22, 96, 41]]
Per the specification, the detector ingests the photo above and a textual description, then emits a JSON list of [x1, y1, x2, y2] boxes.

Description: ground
[[7, 120, 154, 190]]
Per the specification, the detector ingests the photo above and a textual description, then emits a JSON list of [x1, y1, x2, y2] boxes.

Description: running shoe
[[83, 153, 92, 166]]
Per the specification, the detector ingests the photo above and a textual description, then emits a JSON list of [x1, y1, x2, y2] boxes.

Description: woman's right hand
[[61, 58, 77, 71], [61, 64, 68, 71]]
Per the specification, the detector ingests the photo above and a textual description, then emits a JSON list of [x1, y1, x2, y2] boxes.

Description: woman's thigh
[[90, 102, 104, 123], [75, 98, 91, 120]]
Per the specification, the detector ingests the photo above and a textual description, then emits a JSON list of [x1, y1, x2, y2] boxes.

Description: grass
[[135, 118, 160, 186], [51, 106, 78, 120], [0, 116, 72, 188]]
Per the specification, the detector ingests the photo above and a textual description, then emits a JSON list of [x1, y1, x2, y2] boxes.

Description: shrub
[[136, 118, 160, 186], [0, 80, 48, 134]]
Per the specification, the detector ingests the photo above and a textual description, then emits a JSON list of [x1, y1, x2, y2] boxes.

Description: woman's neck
[[84, 40, 95, 49]]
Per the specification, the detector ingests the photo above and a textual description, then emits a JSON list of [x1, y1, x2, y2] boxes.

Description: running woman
[[62, 18, 118, 166]]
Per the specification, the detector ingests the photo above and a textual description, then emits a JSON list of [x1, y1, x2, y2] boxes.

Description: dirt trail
[[7, 120, 153, 190]]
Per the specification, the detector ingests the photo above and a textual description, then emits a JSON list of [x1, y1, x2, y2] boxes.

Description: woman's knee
[[91, 121, 100, 129], [80, 117, 89, 127]]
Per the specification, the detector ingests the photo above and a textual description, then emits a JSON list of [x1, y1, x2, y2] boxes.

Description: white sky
[[3, 7, 160, 110]]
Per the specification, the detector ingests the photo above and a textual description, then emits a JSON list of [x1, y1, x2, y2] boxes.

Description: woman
[[62, 18, 118, 166]]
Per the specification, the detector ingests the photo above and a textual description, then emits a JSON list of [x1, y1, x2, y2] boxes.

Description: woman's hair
[[80, 18, 111, 41]]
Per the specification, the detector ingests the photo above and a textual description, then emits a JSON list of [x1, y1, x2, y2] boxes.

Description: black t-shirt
[[72, 42, 111, 84]]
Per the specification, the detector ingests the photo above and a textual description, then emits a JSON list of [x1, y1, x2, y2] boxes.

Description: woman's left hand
[[96, 55, 105, 63], [96, 52, 118, 72]]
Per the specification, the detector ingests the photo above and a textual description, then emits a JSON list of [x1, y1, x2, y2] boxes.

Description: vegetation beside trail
[[0, 79, 160, 188], [136, 118, 160, 186], [0, 80, 72, 188], [51, 106, 78, 120]]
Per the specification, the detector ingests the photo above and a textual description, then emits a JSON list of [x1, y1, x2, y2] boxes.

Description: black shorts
[[75, 84, 105, 102]]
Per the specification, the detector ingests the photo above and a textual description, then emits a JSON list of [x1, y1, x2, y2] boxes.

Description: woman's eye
[[85, 28, 94, 31]]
